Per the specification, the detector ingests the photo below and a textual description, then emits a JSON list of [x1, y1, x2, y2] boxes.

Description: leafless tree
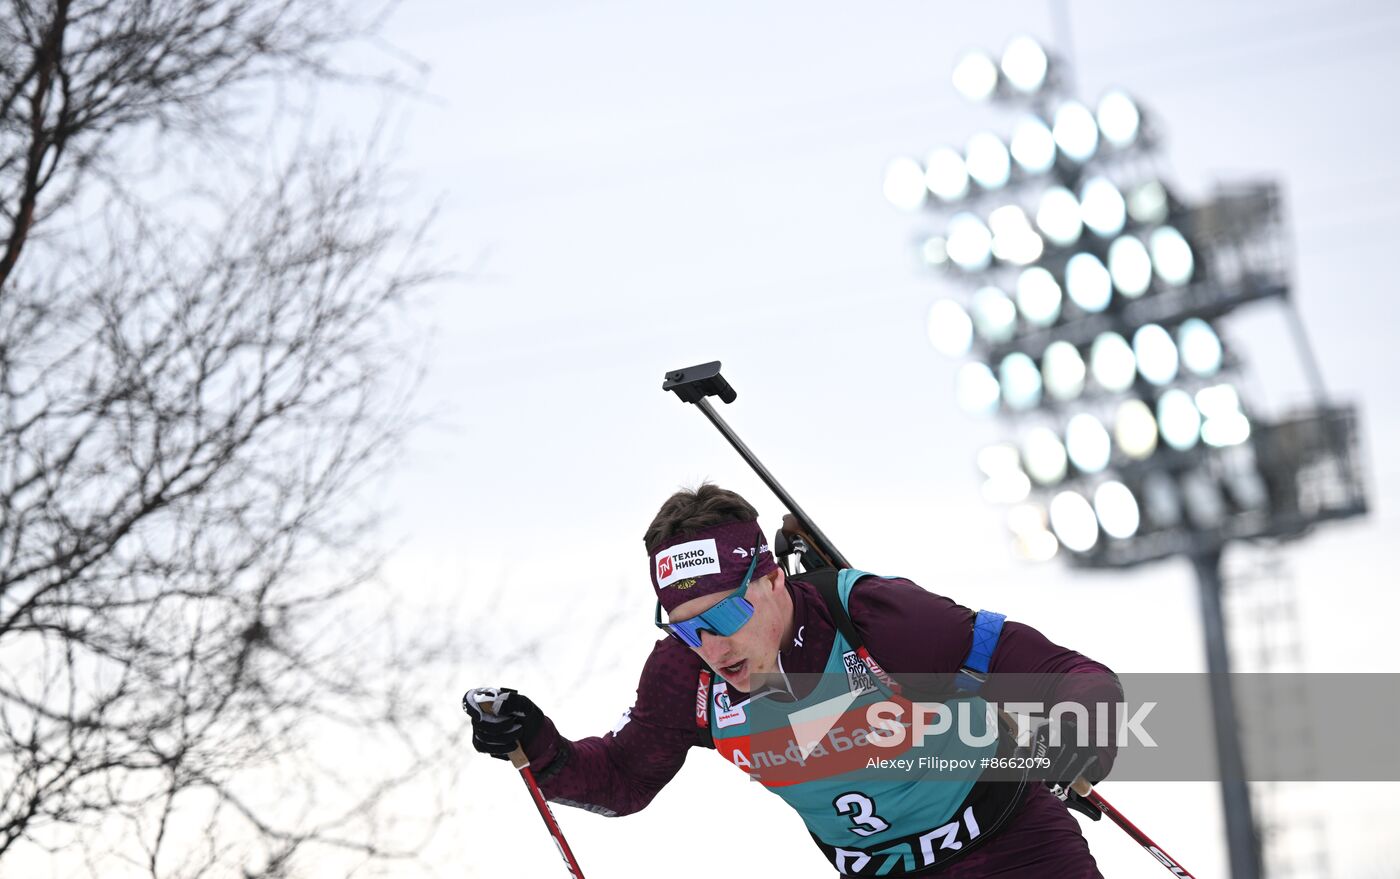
[[0, 2, 454, 875]]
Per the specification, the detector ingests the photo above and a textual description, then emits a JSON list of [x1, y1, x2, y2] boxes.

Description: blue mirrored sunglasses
[[655, 548, 760, 649]]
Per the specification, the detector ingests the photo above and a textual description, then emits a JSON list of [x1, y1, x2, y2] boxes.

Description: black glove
[[462, 687, 545, 760], [1028, 715, 1099, 792], [1063, 788, 1103, 821]]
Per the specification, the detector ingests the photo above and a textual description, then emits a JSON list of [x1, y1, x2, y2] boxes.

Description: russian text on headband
[[651, 519, 777, 613]]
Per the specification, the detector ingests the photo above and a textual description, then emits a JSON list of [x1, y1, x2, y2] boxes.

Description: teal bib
[[710, 570, 1002, 875]]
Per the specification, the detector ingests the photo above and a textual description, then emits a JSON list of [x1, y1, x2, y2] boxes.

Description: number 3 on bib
[[833, 792, 891, 837]]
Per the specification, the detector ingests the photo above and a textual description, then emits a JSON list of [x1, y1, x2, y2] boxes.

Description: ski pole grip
[[1071, 777, 1093, 797], [506, 745, 530, 770], [471, 691, 532, 771]]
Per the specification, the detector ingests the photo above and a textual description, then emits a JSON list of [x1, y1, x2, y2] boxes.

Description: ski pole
[[465, 691, 587, 879], [1071, 779, 1197, 878], [662, 361, 851, 569], [666, 364, 1196, 877]]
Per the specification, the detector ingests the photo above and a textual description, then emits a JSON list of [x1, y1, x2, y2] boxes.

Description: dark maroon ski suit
[[520, 574, 1121, 876]]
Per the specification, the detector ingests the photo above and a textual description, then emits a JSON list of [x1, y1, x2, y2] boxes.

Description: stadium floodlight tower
[[885, 36, 1369, 879]]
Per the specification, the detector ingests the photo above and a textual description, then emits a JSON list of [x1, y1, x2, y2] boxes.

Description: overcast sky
[[367, 2, 1400, 875]]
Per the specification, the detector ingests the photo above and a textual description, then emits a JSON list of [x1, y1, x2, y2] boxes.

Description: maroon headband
[[650, 519, 778, 613]]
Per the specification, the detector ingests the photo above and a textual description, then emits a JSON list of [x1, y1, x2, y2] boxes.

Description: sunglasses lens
[[701, 596, 754, 636], [660, 595, 756, 648], [675, 626, 704, 648], [681, 597, 754, 643]]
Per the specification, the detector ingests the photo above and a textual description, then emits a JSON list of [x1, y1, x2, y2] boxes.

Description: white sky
[[365, 1, 1400, 876]]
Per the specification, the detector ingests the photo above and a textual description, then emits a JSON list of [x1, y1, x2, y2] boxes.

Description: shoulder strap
[[803, 569, 865, 652], [806, 569, 906, 696]]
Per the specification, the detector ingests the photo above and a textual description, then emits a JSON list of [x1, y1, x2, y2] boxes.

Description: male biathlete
[[465, 484, 1123, 876]]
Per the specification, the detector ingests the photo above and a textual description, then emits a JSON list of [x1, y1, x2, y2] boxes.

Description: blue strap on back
[[954, 610, 1006, 694]]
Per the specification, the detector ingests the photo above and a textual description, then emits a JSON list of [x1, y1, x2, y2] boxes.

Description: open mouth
[[721, 659, 747, 677]]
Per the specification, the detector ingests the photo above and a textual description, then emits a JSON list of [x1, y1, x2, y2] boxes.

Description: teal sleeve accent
[[835, 568, 873, 610]]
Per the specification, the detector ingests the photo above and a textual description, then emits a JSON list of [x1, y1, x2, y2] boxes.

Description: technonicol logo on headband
[[655, 538, 722, 588]]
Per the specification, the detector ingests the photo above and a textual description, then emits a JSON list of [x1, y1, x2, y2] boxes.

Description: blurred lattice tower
[[884, 34, 1371, 875], [1224, 547, 1330, 879]]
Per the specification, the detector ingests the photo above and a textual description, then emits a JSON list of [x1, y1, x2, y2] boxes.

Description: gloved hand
[[1006, 714, 1103, 820], [462, 687, 545, 761], [1062, 787, 1103, 821], [1027, 715, 1099, 795]]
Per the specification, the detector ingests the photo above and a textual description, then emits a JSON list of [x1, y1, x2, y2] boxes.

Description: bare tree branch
[[0, 2, 459, 876]]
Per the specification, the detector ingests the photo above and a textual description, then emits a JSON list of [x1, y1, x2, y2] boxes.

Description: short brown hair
[[643, 483, 758, 553]]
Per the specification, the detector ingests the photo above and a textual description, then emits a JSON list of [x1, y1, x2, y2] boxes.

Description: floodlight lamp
[[1132, 324, 1179, 386], [1096, 90, 1141, 148], [1010, 116, 1056, 174], [1007, 502, 1045, 533], [1053, 101, 1099, 163], [979, 443, 1032, 504], [989, 204, 1044, 265], [884, 157, 928, 212], [983, 469, 1032, 505], [947, 212, 994, 271], [1149, 226, 1194, 286], [925, 147, 971, 202], [953, 51, 999, 102], [1049, 490, 1099, 552], [1015, 266, 1062, 327], [1001, 36, 1050, 94], [1182, 471, 1226, 528], [1023, 425, 1068, 485], [1036, 186, 1083, 247], [970, 286, 1017, 343], [977, 443, 1023, 478], [1202, 412, 1251, 448], [999, 352, 1044, 411], [1080, 176, 1127, 237], [1094, 481, 1141, 539], [1224, 463, 1270, 511], [1066, 412, 1112, 474], [1041, 340, 1086, 401], [1114, 398, 1158, 459], [1065, 252, 1112, 313], [927, 299, 974, 357], [1157, 388, 1201, 451], [1142, 471, 1182, 528], [1006, 232, 1045, 266], [987, 204, 1029, 233], [1090, 331, 1136, 393], [1108, 235, 1152, 298], [1128, 180, 1170, 225], [921, 236, 949, 267], [1195, 383, 1242, 420], [966, 132, 1012, 190], [1008, 503, 1059, 561], [956, 361, 1001, 414], [1197, 384, 1251, 447], [1178, 318, 1223, 376]]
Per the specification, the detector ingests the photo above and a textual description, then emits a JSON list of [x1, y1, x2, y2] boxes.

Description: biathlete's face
[[667, 568, 793, 692]]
